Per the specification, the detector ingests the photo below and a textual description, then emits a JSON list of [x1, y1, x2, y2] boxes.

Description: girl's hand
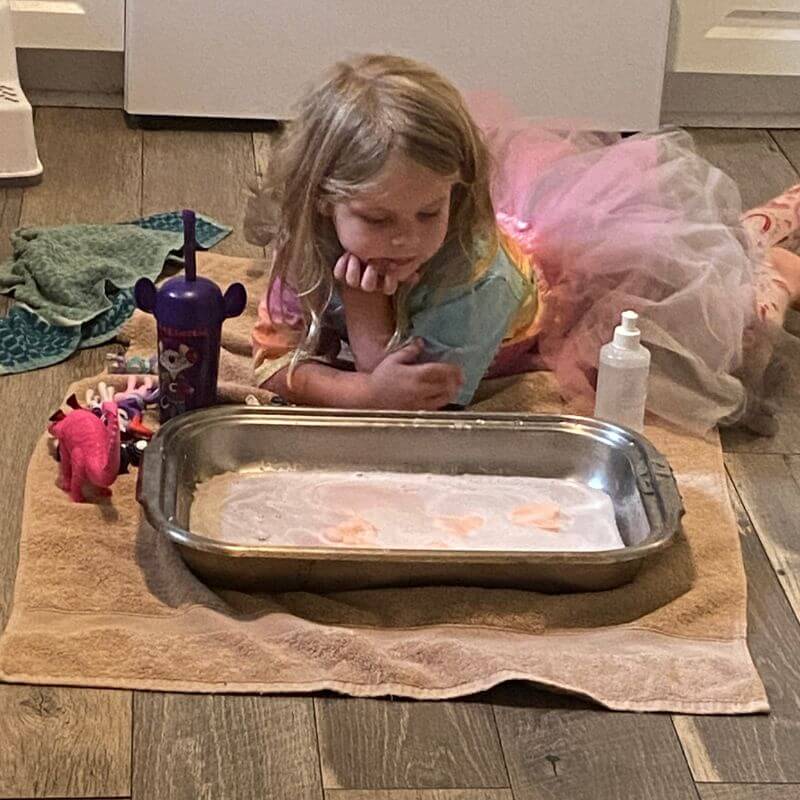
[[334, 252, 397, 295], [334, 253, 418, 296], [366, 340, 463, 410]]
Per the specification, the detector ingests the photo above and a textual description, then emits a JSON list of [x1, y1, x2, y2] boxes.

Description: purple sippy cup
[[134, 209, 247, 423]]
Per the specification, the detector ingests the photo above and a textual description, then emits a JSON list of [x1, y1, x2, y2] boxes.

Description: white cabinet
[[10, 0, 124, 50], [671, 0, 800, 76], [125, 0, 671, 130]]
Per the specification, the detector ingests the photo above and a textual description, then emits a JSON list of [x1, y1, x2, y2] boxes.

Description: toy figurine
[[106, 353, 158, 375], [48, 382, 120, 502], [114, 375, 158, 439]]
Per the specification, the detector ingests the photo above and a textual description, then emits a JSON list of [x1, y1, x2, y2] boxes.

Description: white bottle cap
[[613, 310, 641, 350]]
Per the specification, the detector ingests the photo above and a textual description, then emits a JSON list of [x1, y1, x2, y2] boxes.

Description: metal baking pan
[[137, 406, 683, 593]]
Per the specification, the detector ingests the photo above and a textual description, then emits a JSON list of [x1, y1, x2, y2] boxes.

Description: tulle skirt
[[479, 114, 765, 433]]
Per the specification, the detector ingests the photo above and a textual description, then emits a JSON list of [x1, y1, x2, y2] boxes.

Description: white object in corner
[[9, 0, 124, 51], [672, 0, 800, 76], [0, 0, 42, 180]]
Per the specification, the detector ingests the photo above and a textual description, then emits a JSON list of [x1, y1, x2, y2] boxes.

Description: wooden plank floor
[[1, 109, 800, 799]]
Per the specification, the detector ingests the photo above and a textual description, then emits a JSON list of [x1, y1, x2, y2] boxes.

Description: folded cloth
[[0, 253, 767, 714], [0, 212, 230, 374]]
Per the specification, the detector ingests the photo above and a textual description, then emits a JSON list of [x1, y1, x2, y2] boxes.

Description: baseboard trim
[[27, 89, 123, 109], [17, 49, 123, 98], [663, 111, 800, 128], [661, 72, 800, 128], [124, 113, 280, 132]]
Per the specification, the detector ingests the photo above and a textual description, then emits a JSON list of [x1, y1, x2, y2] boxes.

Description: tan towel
[[0, 253, 767, 713]]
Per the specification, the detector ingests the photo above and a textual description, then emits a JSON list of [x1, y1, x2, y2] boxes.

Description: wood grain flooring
[[315, 697, 508, 790], [1, 109, 800, 798], [132, 694, 321, 800]]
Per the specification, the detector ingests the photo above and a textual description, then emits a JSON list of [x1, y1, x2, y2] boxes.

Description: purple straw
[[182, 208, 197, 281]]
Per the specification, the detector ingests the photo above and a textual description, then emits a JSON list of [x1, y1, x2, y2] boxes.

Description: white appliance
[[0, 0, 41, 180], [10, 0, 124, 50], [672, 0, 800, 76], [125, 0, 672, 131]]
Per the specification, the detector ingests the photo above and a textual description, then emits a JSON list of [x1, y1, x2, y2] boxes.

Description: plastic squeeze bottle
[[594, 310, 651, 432]]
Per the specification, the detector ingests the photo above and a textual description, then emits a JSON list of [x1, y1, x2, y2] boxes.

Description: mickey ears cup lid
[[134, 274, 247, 326], [152, 274, 231, 327]]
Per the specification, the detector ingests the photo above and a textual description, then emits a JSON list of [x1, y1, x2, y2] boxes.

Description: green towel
[[0, 212, 231, 374]]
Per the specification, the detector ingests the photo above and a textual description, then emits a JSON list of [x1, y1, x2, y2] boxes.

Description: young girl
[[246, 54, 800, 434]]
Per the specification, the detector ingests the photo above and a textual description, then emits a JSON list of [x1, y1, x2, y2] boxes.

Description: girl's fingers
[[345, 254, 363, 288], [425, 389, 455, 409], [360, 264, 380, 293], [333, 254, 349, 282], [417, 363, 457, 383], [382, 273, 399, 295], [387, 339, 423, 365], [420, 367, 464, 399]]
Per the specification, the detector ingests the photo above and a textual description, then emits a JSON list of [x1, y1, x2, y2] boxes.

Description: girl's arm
[[339, 284, 395, 372], [253, 256, 461, 408], [263, 360, 372, 407], [262, 341, 463, 410]]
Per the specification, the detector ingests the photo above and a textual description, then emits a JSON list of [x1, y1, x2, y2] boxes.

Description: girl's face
[[331, 151, 455, 284]]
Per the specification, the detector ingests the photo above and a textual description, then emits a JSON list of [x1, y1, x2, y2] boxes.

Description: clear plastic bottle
[[594, 310, 651, 432]]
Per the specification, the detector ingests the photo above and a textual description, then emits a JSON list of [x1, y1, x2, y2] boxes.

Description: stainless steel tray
[[137, 406, 683, 593]]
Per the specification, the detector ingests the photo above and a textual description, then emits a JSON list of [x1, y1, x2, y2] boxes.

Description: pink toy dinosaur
[[48, 382, 121, 502]]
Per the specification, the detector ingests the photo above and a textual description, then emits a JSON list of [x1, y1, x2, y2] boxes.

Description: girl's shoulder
[[412, 227, 535, 309], [495, 226, 539, 285], [470, 227, 538, 298]]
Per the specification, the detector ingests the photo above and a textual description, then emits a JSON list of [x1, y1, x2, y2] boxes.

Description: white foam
[[190, 469, 625, 552]]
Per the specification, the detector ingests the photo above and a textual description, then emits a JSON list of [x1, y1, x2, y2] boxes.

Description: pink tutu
[[477, 108, 762, 433]]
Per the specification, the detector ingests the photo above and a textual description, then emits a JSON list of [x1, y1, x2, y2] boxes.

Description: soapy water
[[190, 469, 625, 552]]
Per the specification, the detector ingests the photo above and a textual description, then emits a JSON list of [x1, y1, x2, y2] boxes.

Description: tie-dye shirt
[[252, 228, 544, 405]]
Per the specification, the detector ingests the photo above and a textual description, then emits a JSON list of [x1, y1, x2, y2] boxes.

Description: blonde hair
[[245, 53, 496, 368]]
